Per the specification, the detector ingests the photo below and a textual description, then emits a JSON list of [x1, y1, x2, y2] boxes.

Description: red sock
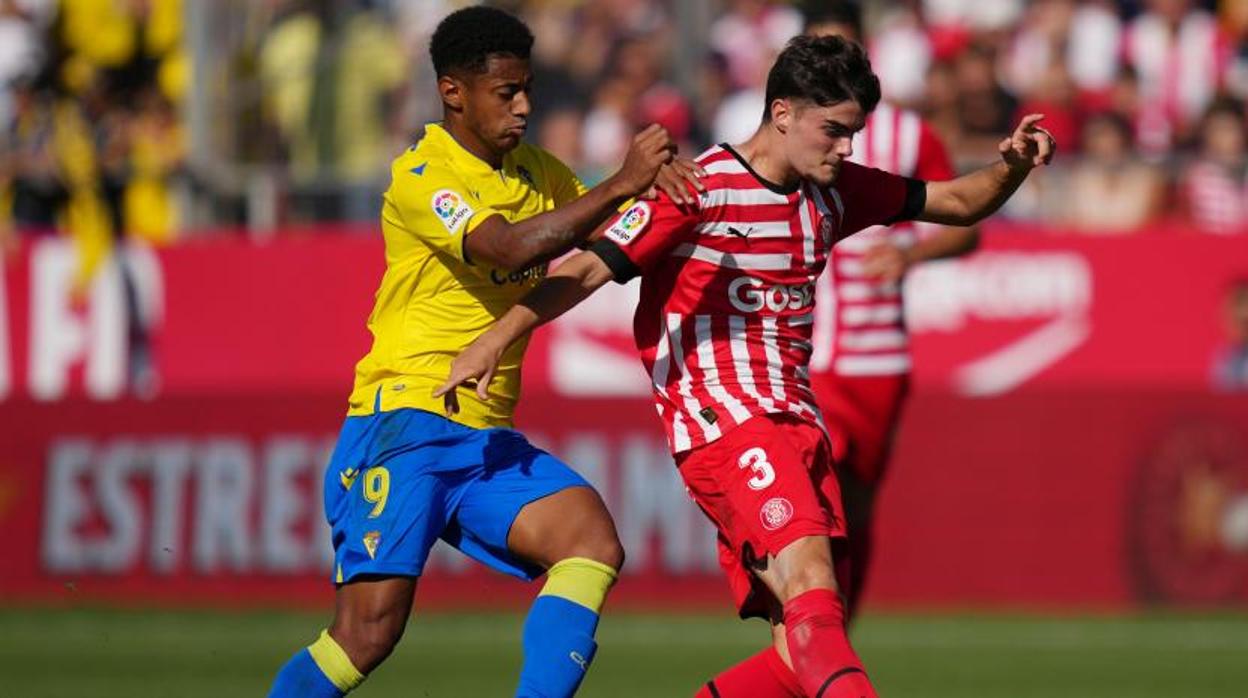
[[783, 588, 878, 698], [693, 646, 802, 698]]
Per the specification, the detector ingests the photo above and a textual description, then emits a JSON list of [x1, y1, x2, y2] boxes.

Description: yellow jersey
[[348, 123, 587, 428]]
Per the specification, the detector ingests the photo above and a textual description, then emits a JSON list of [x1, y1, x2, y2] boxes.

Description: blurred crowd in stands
[[2, 0, 1248, 254], [0, 0, 183, 287]]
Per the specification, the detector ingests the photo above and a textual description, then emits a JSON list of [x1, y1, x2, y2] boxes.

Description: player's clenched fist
[[607, 123, 677, 199]]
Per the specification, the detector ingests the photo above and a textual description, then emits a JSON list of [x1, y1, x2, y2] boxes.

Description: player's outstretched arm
[[433, 251, 616, 413], [466, 125, 682, 271], [918, 114, 1056, 227]]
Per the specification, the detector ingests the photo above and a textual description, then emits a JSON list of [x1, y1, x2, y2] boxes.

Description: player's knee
[[580, 508, 625, 569], [539, 495, 624, 570], [330, 613, 406, 673], [559, 524, 624, 571], [778, 564, 838, 603], [590, 533, 625, 571], [773, 545, 838, 603]]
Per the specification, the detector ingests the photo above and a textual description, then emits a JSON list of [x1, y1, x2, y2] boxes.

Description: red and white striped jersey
[[590, 144, 921, 454], [1124, 10, 1230, 150], [810, 103, 955, 378], [1182, 160, 1248, 235]]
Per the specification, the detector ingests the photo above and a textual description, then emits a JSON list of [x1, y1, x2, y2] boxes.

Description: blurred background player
[[438, 34, 1056, 698], [1211, 277, 1248, 390], [267, 7, 699, 698], [804, 1, 981, 620]]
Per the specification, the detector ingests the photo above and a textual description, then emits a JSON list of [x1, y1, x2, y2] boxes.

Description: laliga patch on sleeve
[[431, 189, 475, 234], [605, 201, 651, 246]]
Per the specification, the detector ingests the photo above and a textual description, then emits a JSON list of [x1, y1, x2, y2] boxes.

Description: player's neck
[[442, 119, 506, 169], [735, 126, 800, 191]]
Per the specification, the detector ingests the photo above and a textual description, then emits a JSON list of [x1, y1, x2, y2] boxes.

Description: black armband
[[588, 238, 641, 283], [884, 177, 927, 225]]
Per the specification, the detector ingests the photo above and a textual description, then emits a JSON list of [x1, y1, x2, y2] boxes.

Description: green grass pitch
[[3, 608, 1247, 696]]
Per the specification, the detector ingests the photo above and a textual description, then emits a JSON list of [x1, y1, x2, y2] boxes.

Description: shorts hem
[[336, 563, 424, 585], [495, 481, 595, 580], [754, 523, 846, 559]]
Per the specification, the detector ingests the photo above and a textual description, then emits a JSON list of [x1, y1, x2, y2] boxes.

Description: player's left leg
[[693, 605, 803, 698], [694, 647, 803, 698], [448, 437, 622, 698], [752, 536, 876, 698], [508, 485, 624, 697]]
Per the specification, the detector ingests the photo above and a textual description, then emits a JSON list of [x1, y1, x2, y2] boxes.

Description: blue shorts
[[323, 407, 590, 584]]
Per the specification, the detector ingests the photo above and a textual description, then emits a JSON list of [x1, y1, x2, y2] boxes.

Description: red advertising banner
[[3, 390, 1247, 609], [3, 226, 1247, 404], [1, 227, 1247, 609]]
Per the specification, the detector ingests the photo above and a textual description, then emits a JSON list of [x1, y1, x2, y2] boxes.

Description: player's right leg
[[678, 414, 877, 698], [269, 409, 446, 697], [751, 536, 876, 697], [269, 577, 415, 697], [327, 576, 418, 673]]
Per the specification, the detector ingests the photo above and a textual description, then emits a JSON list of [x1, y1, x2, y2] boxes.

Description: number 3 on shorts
[[738, 447, 775, 490], [363, 466, 391, 518]]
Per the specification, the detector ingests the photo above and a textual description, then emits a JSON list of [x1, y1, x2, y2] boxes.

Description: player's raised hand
[[644, 156, 707, 207], [433, 337, 505, 416], [1000, 114, 1057, 171], [611, 123, 677, 198]]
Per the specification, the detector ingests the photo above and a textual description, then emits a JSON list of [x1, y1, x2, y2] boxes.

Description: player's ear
[[438, 74, 466, 112], [771, 99, 791, 134]]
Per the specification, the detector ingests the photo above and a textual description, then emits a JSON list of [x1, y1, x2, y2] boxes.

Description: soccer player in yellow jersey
[[268, 6, 703, 698]]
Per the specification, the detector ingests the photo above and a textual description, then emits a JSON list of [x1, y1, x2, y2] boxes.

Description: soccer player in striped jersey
[[440, 35, 1055, 698], [805, 3, 982, 621], [268, 7, 703, 698]]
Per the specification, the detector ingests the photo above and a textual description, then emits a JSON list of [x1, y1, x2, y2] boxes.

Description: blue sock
[[516, 557, 618, 698], [269, 630, 365, 698]]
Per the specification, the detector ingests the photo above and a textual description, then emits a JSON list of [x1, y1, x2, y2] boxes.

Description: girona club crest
[[760, 497, 794, 531]]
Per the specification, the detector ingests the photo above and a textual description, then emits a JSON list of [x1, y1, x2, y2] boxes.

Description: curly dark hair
[[429, 5, 534, 78], [762, 34, 880, 122]]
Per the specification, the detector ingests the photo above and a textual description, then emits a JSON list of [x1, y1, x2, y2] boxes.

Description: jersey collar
[[424, 123, 507, 175], [719, 143, 799, 196]]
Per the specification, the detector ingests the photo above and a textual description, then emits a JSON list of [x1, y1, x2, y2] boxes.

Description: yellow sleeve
[[388, 164, 502, 263], [540, 149, 588, 207]]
